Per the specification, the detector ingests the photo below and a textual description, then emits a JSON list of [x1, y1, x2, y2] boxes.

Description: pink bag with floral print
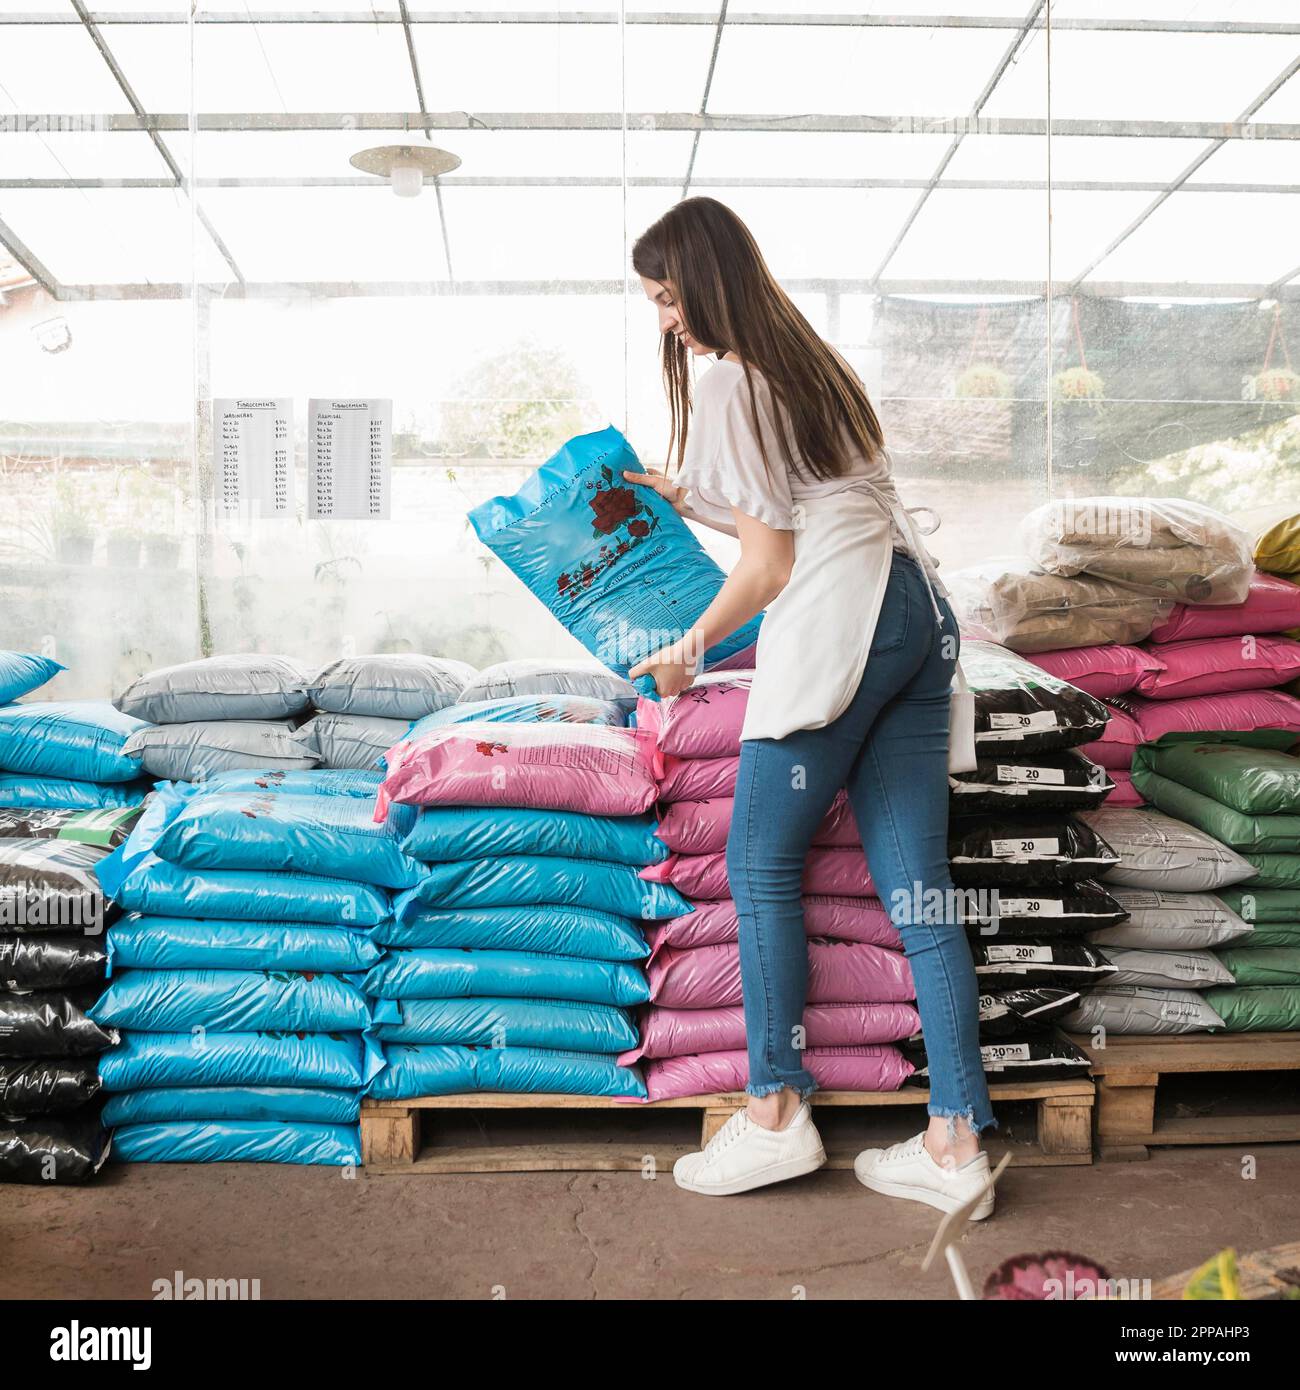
[[376, 721, 659, 819]]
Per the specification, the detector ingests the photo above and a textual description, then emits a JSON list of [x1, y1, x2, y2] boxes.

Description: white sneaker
[[854, 1132, 995, 1220], [674, 1103, 827, 1196]]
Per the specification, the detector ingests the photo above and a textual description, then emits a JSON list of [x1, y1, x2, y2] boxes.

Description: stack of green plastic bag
[[1132, 731, 1300, 1031]]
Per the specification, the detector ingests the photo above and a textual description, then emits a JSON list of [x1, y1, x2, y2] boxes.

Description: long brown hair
[[631, 196, 886, 481]]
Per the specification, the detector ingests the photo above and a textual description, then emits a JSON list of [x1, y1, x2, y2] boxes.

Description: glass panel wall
[[1, 4, 1296, 695]]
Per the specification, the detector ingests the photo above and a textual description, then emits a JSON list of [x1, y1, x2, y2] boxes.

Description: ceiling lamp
[[350, 143, 461, 198]]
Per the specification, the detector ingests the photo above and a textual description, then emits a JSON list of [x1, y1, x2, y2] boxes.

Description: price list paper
[[307, 398, 392, 521], [213, 398, 294, 519]]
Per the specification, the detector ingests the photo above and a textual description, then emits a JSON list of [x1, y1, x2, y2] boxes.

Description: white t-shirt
[[675, 358, 947, 595]]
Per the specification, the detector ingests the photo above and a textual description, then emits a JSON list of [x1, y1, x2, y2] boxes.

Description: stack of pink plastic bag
[[628, 674, 919, 1102]]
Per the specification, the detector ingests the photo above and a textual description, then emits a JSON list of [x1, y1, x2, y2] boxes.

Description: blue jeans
[[726, 549, 996, 1135]]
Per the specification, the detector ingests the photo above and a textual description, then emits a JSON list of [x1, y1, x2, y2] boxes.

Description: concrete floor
[[5, 1143, 1299, 1300]]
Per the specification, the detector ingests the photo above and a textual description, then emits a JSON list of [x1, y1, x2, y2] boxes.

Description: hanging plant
[[952, 305, 1012, 399], [1053, 365, 1106, 400], [1249, 308, 1296, 402], [955, 364, 1011, 399], [1053, 296, 1105, 402]]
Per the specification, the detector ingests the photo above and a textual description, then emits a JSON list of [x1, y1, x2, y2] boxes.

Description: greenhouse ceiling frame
[[1, 6, 1298, 302]]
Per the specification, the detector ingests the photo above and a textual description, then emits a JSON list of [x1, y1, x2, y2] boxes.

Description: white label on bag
[[988, 711, 1059, 731], [996, 764, 1066, 784], [990, 836, 1061, 857], [980, 1043, 1032, 1062], [999, 897, 1065, 916], [985, 944, 1053, 963]]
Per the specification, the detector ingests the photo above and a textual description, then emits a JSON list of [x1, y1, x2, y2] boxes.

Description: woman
[[625, 198, 997, 1215]]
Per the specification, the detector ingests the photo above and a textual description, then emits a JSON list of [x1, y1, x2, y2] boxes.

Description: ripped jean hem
[[928, 1103, 999, 1141], [747, 1078, 819, 1102]]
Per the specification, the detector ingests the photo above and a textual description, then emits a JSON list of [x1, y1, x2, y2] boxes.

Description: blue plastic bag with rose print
[[467, 427, 761, 697]]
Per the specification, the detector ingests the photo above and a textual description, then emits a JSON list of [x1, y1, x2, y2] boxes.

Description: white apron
[[739, 479, 976, 771]]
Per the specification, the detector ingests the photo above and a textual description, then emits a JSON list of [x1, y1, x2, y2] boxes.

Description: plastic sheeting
[[1020, 496, 1254, 605]]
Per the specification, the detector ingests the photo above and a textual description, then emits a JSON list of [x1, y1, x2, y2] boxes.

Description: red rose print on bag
[[555, 463, 661, 603]]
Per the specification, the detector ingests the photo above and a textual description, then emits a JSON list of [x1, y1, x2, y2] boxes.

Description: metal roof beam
[[11, 113, 1299, 138], [1067, 54, 1300, 290], [53, 277, 1300, 302], [6, 12, 1299, 35]]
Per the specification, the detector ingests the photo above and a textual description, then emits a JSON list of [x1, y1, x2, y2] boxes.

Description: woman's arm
[[622, 469, 739, 537], [629, 510, 794, 696]]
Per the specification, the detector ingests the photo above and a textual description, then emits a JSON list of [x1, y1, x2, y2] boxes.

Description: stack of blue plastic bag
[[90, 770, 402, 1165], [366, 693, 690, 1102], [0, 652, 153, 814]]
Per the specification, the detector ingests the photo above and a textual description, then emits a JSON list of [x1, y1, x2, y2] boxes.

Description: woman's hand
[[629, 639, 698, 698], [623, 469, 686, 512]]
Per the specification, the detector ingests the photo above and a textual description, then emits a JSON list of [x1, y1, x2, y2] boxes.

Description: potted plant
[[51, 475, 95, 565], [1053, 365, 1106, 401], [1253, 366, 1300, 403], [955, 364, 1011, 399]]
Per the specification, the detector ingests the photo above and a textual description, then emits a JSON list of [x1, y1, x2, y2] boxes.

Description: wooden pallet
[[1067, 1030, 1300, 1161], [361, 1078, 1094, 1173]]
